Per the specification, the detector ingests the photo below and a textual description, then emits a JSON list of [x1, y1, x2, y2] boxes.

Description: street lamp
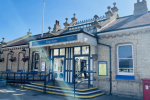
[[9, 50, 14, 71], [10, 50, 14, 57], [0, 51, 2, 59], [22, 48, 28, 72], [22, 48, 26, 57], [0, 51, 4, 62]]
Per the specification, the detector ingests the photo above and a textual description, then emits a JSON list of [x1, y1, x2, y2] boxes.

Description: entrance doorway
[[75, 57, 89, 82], [54, 57, 64, 81]]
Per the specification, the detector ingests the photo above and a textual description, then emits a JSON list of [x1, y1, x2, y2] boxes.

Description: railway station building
[[0, 0, 150, 97]]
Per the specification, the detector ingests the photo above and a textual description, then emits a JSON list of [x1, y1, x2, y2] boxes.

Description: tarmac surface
[[0, 84, 143, 100]]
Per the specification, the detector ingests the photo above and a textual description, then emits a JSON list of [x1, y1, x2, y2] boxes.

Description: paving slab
[[0, 84, 142, 100]]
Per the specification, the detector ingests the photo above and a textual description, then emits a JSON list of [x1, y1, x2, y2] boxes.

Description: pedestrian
[[83, 66, 87, 79]]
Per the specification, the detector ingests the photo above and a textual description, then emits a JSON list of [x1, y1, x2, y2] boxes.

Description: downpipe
[[95, 34, 112, 95]]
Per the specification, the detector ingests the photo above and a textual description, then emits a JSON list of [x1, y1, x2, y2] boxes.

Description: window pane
[[74, 47, 81, 55], [35, 53, 39, 60], [118, 45, 132, 58], [119, 59, 133, 73], [35, 61, 39, 69], [54, 49, 59, 56], [60, 48, 65, 55], [82, 46, 89, 54]]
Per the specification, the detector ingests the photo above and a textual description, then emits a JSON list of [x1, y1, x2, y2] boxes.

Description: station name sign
[[32, 34, 77, 47]]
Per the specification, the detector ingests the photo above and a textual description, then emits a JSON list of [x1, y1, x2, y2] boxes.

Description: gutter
[[95, 34, 112, 95]]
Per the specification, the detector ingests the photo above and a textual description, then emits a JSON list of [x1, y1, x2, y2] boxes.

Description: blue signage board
[[32, 34, 77, 47]]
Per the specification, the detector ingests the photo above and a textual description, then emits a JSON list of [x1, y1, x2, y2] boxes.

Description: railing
[[0, 71, 52, 94], [73, 71, 96, 98]]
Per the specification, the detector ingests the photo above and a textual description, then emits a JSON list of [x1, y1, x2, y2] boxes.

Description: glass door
[[54, 57, 64, 81]]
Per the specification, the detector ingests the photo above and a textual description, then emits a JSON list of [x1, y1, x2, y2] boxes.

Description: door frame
[[53, 56, 66, 81], [53, 57, 65, 81]]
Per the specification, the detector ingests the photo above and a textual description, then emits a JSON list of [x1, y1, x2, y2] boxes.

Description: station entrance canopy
[[29, 33, 97, 54]]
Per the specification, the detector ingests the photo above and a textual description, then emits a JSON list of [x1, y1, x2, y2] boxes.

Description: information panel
[[41, 61, 46, 71], [98, 61, 107, 76]]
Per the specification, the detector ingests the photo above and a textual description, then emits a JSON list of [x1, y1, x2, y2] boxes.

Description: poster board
[[98, 61, 107, 76], [41, 61, 46, 71]]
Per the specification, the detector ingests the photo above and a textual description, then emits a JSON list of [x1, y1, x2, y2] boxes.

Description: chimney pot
[[56, 20, 58, 25], [53, 20, 61, 31]]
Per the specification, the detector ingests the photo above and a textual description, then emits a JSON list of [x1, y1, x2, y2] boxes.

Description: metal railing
[[73, 71, 96, 97]]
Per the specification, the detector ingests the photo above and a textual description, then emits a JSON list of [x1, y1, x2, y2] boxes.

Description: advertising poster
[[41, 61, 46, 71], [46, 66, 49, 71], [98, 61, 107, 76]]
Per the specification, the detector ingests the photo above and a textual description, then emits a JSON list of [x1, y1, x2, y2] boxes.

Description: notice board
[[98, 61, 107, 76]]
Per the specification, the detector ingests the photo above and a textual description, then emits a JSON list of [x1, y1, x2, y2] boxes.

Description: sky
[[0, 0, 150, 42]]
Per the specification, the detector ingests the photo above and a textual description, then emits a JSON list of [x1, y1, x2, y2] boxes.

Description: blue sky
[[0, 0, 150, 42]]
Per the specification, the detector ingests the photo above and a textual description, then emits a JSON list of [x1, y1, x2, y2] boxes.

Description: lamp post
[[22, 48, 26, 72], [22, 48, 26, 58], [0, 51, 2, 59], [0, 51, 4, 62], [10, 50, 14, 57], [10, 50, 14, 71]]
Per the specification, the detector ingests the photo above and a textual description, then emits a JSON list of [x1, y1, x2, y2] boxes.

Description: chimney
[[53, 20, 61, 32], [134, 0, 148, 14]]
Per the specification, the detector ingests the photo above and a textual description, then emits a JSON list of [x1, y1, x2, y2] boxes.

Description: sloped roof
[[4, 11, 150, 48], [3, 29, 95, 48], [3, 37, 30, 48], [98, 11, 150, 33]]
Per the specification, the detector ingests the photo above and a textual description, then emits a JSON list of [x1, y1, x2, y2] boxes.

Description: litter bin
[[141, 79, 150, 100]]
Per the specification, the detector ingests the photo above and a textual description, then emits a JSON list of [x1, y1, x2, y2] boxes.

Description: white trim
[[98, 25, 150, 36], [117, 44, 134, 75]]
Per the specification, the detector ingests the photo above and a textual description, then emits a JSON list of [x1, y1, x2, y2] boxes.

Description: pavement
[[0, 84, 142, 100]]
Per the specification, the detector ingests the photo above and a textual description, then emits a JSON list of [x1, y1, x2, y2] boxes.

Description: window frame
[[33, 52, 39, 71], [82, 46, 89, 55], [117, 44, 134, 75], [60, 48, 65, 56], [54, 49, 59, 56], [74, 47, 81, 55]]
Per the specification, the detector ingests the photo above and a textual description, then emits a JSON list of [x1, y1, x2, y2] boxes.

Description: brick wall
[[93, 28, 150, 97]]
